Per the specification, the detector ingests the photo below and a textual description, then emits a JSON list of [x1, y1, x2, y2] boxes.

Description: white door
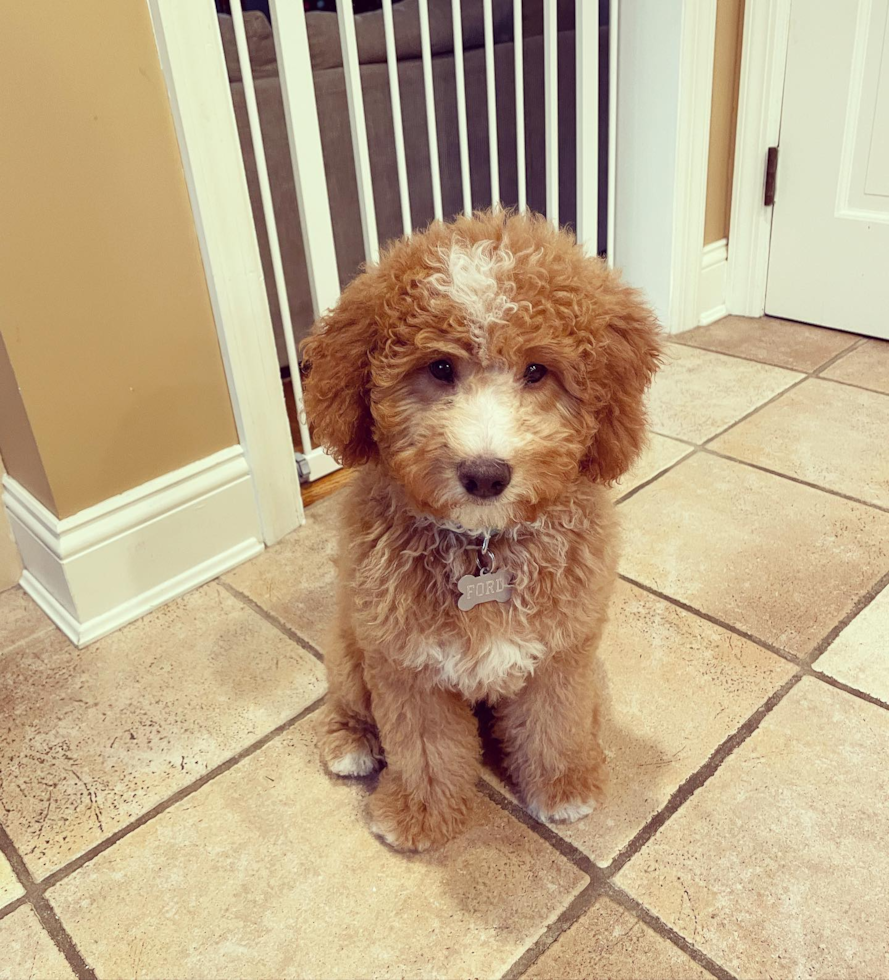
[[766, 0, 889, 338]]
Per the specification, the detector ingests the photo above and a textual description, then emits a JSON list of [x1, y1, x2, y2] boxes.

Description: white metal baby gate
[[152, 0, 619, 516]]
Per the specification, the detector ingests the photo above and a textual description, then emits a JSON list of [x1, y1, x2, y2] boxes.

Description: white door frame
[[725, 0, 793, 318], [148, 0, 303, 545]]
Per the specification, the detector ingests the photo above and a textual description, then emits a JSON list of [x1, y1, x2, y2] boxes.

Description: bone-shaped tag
[[457, 568, 513, 611]]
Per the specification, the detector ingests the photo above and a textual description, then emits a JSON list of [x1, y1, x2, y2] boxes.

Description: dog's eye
[[524, 363, 548, 385], [429, 359, 455, 384]]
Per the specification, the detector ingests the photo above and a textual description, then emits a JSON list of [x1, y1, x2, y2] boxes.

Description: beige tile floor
[[1, 317, 888, 980]]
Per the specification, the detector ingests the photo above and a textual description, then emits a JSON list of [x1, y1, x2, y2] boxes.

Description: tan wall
[[705, 0, 745, 245], [0, 0, 237, 519]]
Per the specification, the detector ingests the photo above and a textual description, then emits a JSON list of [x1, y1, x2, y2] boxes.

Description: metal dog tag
[[457, 568, 513, 611]]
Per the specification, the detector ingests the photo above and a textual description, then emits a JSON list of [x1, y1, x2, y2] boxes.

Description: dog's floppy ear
[[580, 269, 662, 484], [301, 275, 378, 467]]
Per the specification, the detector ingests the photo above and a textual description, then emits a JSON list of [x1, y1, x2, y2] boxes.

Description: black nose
[[458, 459, 512, 498]]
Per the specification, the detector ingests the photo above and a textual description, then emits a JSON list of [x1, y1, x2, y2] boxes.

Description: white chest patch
[[408, 636, 547, 699]]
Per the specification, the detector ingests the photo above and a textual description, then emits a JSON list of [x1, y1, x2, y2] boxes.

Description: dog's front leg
[[495, 641, 607, 824], [364, 651, 480, 851]]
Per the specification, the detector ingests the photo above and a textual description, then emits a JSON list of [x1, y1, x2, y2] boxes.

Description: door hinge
[[764, 146, 779, 206], [295, 453, 311, 483]]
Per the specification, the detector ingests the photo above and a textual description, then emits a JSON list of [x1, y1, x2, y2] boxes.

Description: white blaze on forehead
[[447, 372, 521, 460], [429, 240, 516, 351]]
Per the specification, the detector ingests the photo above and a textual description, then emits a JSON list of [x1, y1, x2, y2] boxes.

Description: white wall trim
[[2, 447, 263, 647], [696, 237, 729, 327], [725, 0, 792, 317], [148, 0, 303, 544], [667, 0, 718, 335], [614, 0, 716, 334]]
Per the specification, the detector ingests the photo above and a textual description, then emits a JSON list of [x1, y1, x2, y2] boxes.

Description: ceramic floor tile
[[487, 581, 795, 866], [0, 905, 76, 980], [0, 582, 325, 879], [614, 434, 694, 498], [616, 678, 889, 980], [223, 492, 340, 651], [0, 587, 55, 656], [646, 344, 801, 443], [814, 584, 889, 704], [821, 338, 889, 394], [524, 896, 714, 980], [711, 377, 889, 508], [47, 719, 588, 980], [620, 453, 889, 656], [675, 315, 856, 371], [0, 853, 22, 907]]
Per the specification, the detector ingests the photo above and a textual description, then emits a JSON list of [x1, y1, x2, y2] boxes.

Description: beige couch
[[219, 0, 606, 362]]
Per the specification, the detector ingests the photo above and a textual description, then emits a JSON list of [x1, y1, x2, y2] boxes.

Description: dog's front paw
[[521, 760, 607, 826], [317, 706, 383, 779], [526, 798, 597, 825], [367, 771, 472, 852]]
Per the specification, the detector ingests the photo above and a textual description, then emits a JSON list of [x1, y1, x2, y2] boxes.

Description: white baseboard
[[697, 238, 729, 327], [2, 446, 263, 647]]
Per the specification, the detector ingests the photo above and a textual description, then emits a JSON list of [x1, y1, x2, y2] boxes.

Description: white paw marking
[[327, 748, 376, 777], [528, 799, 597, 825], [367, 818, 400, 848]]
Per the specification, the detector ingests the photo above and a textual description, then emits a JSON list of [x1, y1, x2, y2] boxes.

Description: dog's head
[[302, 211, 661, 531]]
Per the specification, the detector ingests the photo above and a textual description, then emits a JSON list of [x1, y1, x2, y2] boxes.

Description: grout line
[[809, 336, 869, 375], [700, 374, 809, 447], [621, 575, 889, 714], [40, 694, 327, 891], [500, 880, 603, 980], [604, 882, 740, 980], [604, 673, 804, 878], [477, 782, 608, 980], [806, 567, 889, 664], [0, 824, 97, 980], [30, 894, 99, 980], [700, 447, 889, 514], [668, 336, 814, 373], [481, 777, 741, 980], [670, 329, 864, 376], [218, 580, 326, 663], [804, 667, 889, 712], [808, 374, 889, 398], [617, 575, 801, 666], [477, 779, 600, 879], [647, 430, 699, 447], [614, 447, 700, 506], [0, 894, 27, 923]]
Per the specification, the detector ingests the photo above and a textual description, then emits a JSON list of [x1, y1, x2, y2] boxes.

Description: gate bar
[[269, 0, 340, 317], [514, 0, 527, 212], [543, 0, 559, 225], [382, 0, 413, 237], [451, 0, 473, 216], [230, 0, 312, 457], [608, 0, 619, 266], [418, 0, 444, 221], [576, 0, 599, 252], [337, 1, 380, 262], [483, 0, 500, 205]]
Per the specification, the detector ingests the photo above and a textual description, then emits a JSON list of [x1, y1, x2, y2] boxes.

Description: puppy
[[302, 210, 660, 851]]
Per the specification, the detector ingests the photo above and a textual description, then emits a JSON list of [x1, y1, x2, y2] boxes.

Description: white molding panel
[[614, 0, 716, 333], [697, 237, 729, 327], [2, 447, 263, 647]]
